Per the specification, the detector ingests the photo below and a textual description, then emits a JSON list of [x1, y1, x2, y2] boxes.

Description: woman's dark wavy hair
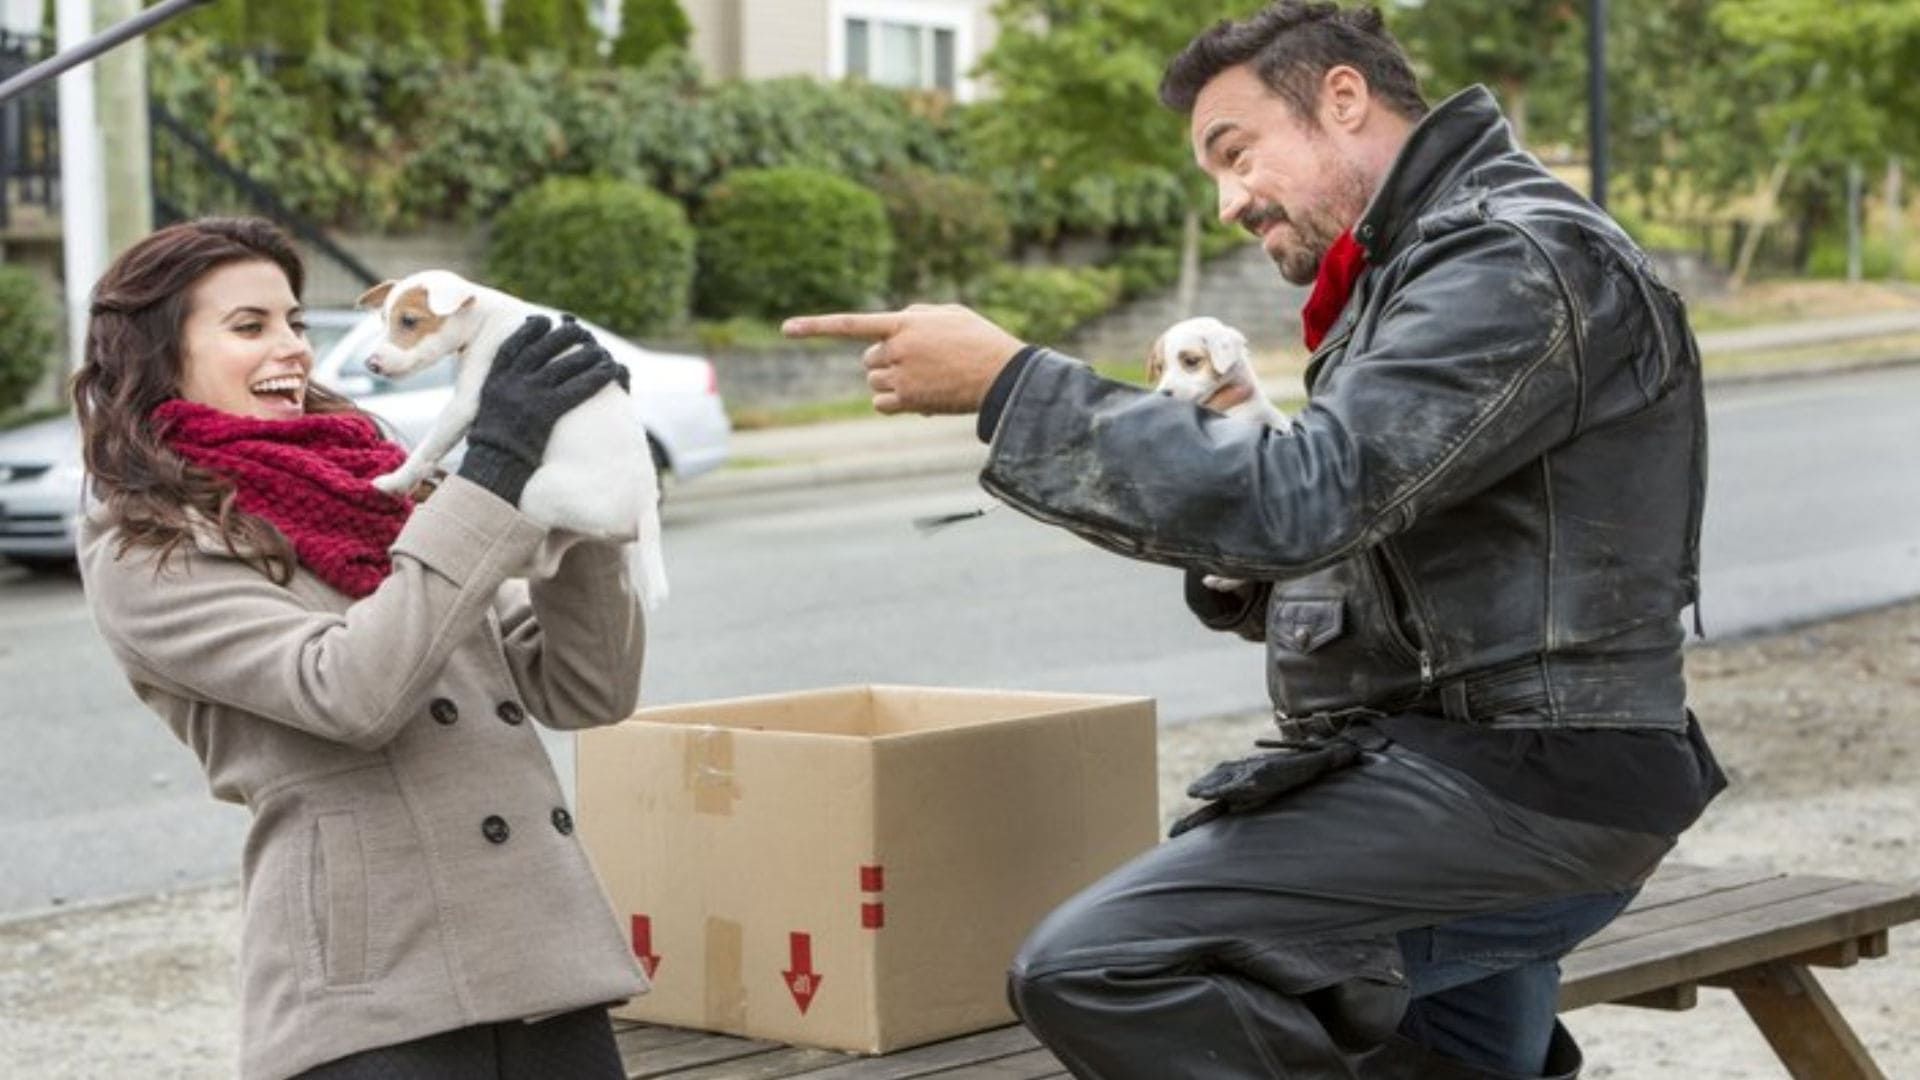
[[1160, 2, 1428, 124], [71, 216, 360, 580]]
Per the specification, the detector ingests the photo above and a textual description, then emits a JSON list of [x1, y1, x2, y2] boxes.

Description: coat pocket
[[305, 812, 371, 989], [1270, 598, 1346, 654]]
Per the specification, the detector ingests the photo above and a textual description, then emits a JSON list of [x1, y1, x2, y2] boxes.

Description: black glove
[[458, 315, 624, 505], [1167, 738, 1364, 838]]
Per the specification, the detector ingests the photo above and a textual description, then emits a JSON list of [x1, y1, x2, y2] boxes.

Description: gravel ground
[[5, 600, 1918, 1078]]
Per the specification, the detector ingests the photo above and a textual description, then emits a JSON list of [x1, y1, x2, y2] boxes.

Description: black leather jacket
[[980, 87, 1706, 732]]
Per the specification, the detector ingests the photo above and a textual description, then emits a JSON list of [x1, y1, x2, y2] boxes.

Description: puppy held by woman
[[73, 217, 649, 1080]]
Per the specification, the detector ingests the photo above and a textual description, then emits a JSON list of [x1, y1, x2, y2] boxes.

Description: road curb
[[678, 354, 1920, 502]]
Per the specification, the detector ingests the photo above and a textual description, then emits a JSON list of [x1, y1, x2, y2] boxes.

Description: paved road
[[3, 366, 1918, 916]]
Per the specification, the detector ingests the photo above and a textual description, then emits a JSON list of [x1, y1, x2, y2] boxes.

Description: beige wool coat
[[79, 477, 649, 1080]]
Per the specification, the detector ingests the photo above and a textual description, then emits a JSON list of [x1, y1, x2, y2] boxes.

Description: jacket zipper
[[1367, 545, 1435, 690]]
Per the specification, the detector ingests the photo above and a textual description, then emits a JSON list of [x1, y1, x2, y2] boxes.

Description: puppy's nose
[[1157, 389, 1174, 397], [365, 358, 386, 376]]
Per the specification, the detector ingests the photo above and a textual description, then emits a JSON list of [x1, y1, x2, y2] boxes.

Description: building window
[[835, 2, 973, 99]]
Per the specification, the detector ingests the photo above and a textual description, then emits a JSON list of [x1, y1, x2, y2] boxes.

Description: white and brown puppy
[[1148, 315, 1288, 592], [1147, 315, 1290, 430], [356, 270, 668, 608]]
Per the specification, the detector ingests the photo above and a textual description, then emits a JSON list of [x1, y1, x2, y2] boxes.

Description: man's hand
[[782, 304, 1026, 416]]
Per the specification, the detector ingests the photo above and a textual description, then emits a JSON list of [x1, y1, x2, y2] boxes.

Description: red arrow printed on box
[[783, 931, 823, 1014], [631, 915, 661, 980]]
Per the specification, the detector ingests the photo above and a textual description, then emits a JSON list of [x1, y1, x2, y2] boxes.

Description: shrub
[[0, 266, 58, 416], [486, 177, 696, 337], [373, 0, 424, 43], [968, 265, 1123, 344], [498, 0, 563, 60], [872, 167, 1009, 304], [695, 167, 893, 319], [1806, 233, 1901, 281], [613, 0, 690, 67], [417, 0, 493, 61], [329, 0, 376, 47], [247, 1, 326, 55]]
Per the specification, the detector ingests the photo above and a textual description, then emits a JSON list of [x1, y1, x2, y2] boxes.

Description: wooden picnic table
[[608, 862, 1920, 1080]]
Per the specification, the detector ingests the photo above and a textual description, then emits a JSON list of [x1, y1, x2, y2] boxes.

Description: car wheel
[[6, 555, 78, 576], [649, 437, 672, 507]]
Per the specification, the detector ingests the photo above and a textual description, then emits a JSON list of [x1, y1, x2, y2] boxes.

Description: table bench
[[609, 862, 1920, 1080]]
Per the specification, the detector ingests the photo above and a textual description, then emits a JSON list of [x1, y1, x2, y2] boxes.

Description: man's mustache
[[1240, 203, 1288, 237]]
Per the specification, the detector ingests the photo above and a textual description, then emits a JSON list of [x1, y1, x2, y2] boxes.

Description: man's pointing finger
[[781, 312, 906, 340]]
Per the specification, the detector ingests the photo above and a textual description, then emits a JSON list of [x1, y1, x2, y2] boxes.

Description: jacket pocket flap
[[1273, 599, 1345, 654]]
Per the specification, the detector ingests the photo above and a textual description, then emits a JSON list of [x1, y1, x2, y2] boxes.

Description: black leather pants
[[1007, 744, 1670, 1079]]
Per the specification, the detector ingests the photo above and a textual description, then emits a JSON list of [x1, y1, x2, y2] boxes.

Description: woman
[[73, 217, 648, 1079]]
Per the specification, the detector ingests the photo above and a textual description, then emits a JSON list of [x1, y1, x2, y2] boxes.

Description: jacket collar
[[1354, 85, 1516, 264]]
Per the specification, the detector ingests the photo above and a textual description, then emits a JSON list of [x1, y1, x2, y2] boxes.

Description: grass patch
[[1701, 334, 1920, 380], [728, 395, 875, 431], [0, 403, 66, 432]]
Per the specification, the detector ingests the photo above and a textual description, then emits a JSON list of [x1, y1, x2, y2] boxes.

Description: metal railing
[[0, 30, 59, 231], [148, 101, 381, 288]]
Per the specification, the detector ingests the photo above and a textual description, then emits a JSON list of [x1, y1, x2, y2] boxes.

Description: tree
[[499, 0, 564, 60], [971, 0, 1245, 319], [417, 0, 493, 61], [248, 1, 327, 56], [1385, 0, 1581, 147], [557, 0, 600, 64], [612, 0, 691, 67], [373, 0, 424, 43], [329, 0, 377, 48]]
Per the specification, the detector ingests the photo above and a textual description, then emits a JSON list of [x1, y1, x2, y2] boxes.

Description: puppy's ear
[[356, 280, 396, 310], [1212, 325, 1251, 373], [422, 274, 479, 318], [1145, 336, 1166, 387]]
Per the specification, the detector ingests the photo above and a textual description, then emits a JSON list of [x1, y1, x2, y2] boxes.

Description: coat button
[[1293, 629, 1313, 650], [551, 807, 574, 835], [496, 701, 525, 726], [481, 815, 510, 844], [430, 698, 459, 725]]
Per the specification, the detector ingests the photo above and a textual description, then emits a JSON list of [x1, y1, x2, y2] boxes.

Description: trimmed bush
[[329, 0, 376, 46], [0, 266, 58, 416], [873, 167, 1009, 304], [968, 265, 1122, 344], [613, 0, 690, 67], [486, 177, 696, 337], [696, 167, 893, 319]]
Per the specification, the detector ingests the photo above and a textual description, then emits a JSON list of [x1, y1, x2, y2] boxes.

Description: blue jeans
[[1397, 888, 1639, 1075]]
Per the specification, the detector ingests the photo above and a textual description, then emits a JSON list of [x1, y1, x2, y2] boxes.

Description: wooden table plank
[[784, 1026, 1043, 1080], [625, 1033, 795, 1079], [921, 1049, 1066, 1079], [1560, 880, 1920, 1010]]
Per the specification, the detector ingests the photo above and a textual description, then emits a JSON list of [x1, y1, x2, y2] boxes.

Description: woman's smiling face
[[175, 259, 313, 420]]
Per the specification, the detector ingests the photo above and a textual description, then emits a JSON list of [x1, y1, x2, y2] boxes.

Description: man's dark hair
[[1160, 2, 1428, 124]]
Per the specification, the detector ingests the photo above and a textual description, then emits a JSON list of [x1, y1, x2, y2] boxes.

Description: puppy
[[1148, 316, 1288, 592], [355, 270, 668, 609], [1147, 316, 1290, 429]]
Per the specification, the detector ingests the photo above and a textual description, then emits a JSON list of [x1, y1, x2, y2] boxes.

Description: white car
[[0, 310, 729, 569]]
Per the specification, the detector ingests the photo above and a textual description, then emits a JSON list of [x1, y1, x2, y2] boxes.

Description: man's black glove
[[458, 315, 624, 506], [1167, 738, 1365, 838]]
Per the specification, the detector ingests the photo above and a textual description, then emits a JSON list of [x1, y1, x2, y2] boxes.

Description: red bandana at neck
[[1301, 229, 1369, 351], [153, 400, 413, 598]]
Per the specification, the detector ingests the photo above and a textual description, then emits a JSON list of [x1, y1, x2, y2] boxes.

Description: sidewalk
[[678, 308, 1920, 505]]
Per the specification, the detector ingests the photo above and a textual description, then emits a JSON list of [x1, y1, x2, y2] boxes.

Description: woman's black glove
[[458, 315, 625, 506]]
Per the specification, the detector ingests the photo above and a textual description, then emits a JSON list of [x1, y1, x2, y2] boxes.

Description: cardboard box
[[576, 685, 1159, 1054]]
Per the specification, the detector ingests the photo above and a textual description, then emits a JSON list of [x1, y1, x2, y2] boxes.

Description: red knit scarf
[[1301, 229, 1369, 350], [153, 400, 413, 598]]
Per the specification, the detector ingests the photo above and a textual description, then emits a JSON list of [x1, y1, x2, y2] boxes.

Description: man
[[786, 4, 1723, 1077]]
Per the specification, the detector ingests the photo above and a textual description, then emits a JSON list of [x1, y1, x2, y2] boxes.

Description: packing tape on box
[[704, 916, 747, 1029], [685, 725, 740, 816]]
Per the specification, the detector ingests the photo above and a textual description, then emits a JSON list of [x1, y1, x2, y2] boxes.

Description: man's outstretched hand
[[782, 304, 1026, 416]]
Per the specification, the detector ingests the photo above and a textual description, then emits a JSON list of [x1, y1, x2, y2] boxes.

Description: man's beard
[[1249, 158, 1372, 286]]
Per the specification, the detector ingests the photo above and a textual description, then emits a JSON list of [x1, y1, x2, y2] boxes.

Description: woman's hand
[[457, 315, 624, 505]]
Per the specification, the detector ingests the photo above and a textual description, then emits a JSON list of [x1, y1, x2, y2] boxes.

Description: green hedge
[[614, 0, 690, 67], [485, 177, 696, 337], [873, 167, 1009, 304], [969, 265, 1123, 344], [0, 266, 58, 416], [695, 167, 893, 320]]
